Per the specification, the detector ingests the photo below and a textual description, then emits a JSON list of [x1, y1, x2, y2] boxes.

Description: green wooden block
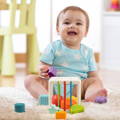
[[70, 104, 84, 114]]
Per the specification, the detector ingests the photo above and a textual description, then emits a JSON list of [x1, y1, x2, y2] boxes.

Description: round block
[[95, 96, 107, 104], [14, 103, 25, 112]]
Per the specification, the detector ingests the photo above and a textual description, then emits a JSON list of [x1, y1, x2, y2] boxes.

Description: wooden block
[[56, 111, 66, 119]]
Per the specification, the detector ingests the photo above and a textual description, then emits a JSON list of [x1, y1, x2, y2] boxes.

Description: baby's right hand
[[39, 64, 49, 79]]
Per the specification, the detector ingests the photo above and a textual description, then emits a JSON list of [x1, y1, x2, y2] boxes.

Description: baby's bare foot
[[84, 89, 107, 102]]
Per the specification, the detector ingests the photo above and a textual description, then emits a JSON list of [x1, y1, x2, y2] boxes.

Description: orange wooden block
[[60, 97, 78, 110], [56, 111, 67, 119]]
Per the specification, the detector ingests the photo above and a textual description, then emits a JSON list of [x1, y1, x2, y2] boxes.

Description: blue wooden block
[[39, 94, 49, 105], [14, 103, 25, 113]]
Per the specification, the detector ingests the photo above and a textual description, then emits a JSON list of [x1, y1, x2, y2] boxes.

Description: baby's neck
[[64, 42, 80, 50], [68, 45, 80, 50]]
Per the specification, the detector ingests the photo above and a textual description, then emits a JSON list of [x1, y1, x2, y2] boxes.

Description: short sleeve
[[88, 49, 97, 72], [40, 43, 55, 65]]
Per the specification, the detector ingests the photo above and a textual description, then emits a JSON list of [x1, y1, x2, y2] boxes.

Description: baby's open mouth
[[67, 31, 77, 35]]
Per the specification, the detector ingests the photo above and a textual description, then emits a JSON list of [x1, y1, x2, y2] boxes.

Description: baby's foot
[[84, 89, 107, 102]]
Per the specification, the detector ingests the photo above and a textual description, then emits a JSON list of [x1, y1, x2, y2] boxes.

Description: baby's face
[[57, 10, 87, 49]]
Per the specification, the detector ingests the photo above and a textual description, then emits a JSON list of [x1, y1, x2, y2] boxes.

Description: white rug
[[0, 87, 120, 120]]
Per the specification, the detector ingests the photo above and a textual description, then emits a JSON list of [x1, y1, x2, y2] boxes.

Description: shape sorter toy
[[48, 77, 81, 111]]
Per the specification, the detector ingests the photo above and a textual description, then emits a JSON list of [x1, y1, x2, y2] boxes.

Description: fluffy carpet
[[0, 87, 120, 120]]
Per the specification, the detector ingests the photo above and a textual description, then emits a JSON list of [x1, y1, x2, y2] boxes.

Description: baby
[[24, 6, 107, 102]]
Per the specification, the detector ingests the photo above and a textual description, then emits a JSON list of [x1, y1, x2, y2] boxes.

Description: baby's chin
[[64, 37, 80, 43]]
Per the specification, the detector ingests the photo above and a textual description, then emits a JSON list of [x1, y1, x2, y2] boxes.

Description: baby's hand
[[39, 64, 50, 79]]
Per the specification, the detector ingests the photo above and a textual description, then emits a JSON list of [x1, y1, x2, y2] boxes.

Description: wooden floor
[[0, 64, 120, 91]]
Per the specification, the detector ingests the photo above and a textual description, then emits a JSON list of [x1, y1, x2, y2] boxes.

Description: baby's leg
[[24, 75, 48, 99], [73, 84, 85, 99], [83, 79, 107, 102]]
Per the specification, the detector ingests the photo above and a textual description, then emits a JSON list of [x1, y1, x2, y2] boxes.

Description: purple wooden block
[[48, 67, 57, 77], [95, 96, 107, 104]]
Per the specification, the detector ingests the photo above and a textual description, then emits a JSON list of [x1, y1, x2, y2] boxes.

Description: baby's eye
[[64, 22, 70, 25], [76, 22, 82, 25]]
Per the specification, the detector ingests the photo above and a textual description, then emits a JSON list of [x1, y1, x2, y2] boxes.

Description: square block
[[56, 111, 67, 119], [39, 94, 48, 105]]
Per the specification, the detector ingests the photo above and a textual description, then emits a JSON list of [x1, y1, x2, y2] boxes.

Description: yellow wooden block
[[56, 111, 67, 119]]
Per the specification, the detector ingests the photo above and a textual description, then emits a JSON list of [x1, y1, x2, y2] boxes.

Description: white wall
[[101, 15, 120, 70], [36, 0, 51, 52], [0, 0, 102, 53], [100, 0, 120, 70]]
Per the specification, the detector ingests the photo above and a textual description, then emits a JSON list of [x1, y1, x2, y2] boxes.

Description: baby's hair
[[56, 6, 89, 33]]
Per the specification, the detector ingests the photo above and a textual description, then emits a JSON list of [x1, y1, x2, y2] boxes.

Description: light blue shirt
[[40, 40, 97, 96]]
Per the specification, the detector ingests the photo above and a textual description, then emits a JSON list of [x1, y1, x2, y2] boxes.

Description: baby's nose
[[69, 24, 75, 28]]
